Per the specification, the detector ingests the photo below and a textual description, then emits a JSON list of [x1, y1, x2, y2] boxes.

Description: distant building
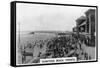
[[74, 9, 96, 39], [85, 9, 95, 36], [76, 16, 86, 33]]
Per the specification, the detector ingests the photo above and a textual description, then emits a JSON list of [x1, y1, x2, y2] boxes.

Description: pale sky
[[16, 3, 95, 32]]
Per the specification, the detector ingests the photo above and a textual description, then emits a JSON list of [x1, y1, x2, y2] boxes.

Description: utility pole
[[18, 22, 24, 63], [18, 22, 20, 45]]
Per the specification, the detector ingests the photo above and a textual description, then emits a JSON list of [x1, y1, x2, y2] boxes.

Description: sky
[[16, 3, 95, 32]]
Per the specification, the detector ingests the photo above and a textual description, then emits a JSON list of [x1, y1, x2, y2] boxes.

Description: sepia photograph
[[12, 1, 97, 66]]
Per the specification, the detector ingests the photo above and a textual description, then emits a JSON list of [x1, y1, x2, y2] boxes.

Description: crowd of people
[[46, 34, 93, 60], [19, 33, 95, 64]]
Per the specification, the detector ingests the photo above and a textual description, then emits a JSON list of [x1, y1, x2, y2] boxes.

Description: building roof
[[76, 16, 86, 25], [85, 9, 95, 16]]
